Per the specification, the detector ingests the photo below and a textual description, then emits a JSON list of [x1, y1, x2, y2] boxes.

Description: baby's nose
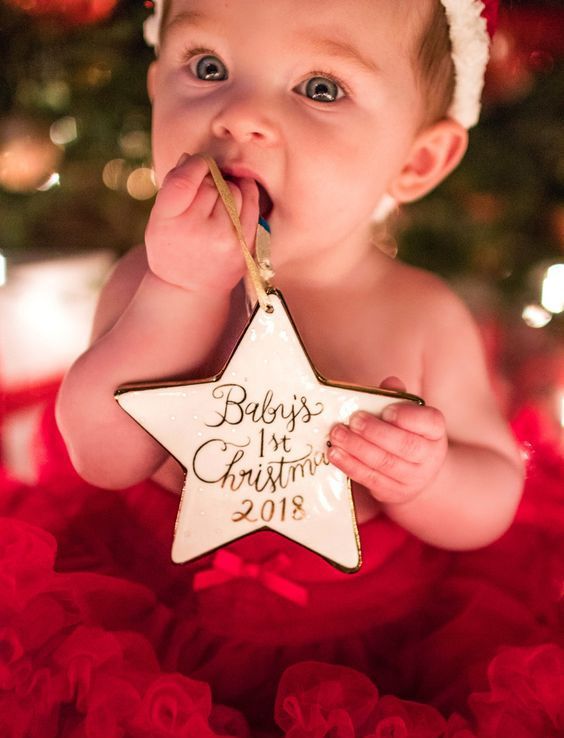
[[210, 92, 279, 145]]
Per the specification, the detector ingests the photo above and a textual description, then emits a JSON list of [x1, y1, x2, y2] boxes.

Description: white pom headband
[[440, 0, 498, 128], [143, 0, 499, 129], [143, 0, 164, 51]]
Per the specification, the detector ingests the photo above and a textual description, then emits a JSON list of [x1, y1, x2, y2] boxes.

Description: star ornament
[[116, 290, 422, 573]]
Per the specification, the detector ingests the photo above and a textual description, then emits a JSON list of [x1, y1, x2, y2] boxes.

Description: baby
[[57, 0, 523, 551]]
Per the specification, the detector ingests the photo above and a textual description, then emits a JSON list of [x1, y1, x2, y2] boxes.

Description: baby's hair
[[159, 0, 172, 34], [157, 0, 455, 127], [416, 1, 456, 126]]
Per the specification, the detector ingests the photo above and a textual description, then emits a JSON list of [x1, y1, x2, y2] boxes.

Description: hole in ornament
[[265, 303, 274, 314]]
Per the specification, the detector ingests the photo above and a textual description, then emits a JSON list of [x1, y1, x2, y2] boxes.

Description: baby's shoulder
[[380, 259, 470, 324], [385, 260, 488, 372]]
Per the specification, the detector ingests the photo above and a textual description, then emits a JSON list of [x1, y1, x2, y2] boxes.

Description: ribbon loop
[[194, 549, 308, 607]]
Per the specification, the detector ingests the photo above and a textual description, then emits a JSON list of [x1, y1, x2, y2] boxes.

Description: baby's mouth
[[222, 173, 273, 221], [257, 181, 273, 220]]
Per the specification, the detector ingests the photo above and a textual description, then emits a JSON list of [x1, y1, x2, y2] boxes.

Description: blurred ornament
[[3, 0, 118, 25], [501, 6, 564, 59], [126, 167, 157, 201], [0, 115, 63, 194], [49, 116, 78, 146], [484, 6, 564, 105], [119, 129, 151, 160], [17, 79, 71, 112], [522, 304, 552, 329], [75, 61, 112, 89], [541, 264, 564, 315], [102, 158, 128, 191], [485, 28, 534, 104]]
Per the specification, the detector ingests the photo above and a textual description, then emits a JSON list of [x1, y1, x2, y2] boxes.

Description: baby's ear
[[389, 119, 468, 204], [147, 61, 158, 102]]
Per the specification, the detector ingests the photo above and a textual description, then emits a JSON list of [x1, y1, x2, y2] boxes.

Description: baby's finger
[[155, 155, 210, 218], [330, 424, 416, 483], [189, 175, 225, 217], [327, 446, 408, 504], [379, 376, 406, 393], [381, 403, 445, 441], [347, 412, 430, 464], [210, 179, 243, 222]]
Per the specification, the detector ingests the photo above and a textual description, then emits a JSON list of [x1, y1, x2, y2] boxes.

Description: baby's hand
[[145, 154, 259, 293], [328, 377, 447, 504]]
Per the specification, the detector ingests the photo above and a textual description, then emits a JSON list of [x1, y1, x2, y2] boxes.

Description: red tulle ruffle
[[0, 516, 250, 738], [0, 397, 562, 736]]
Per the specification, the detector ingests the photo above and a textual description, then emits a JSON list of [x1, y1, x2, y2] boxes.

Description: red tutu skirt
[[1, 401, 563, 737]]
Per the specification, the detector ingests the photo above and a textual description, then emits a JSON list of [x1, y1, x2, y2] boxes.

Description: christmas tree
[[0, 0, 563, 435]]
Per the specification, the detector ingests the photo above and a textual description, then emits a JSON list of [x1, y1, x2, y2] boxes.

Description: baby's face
[[149, 0, 428, 259]]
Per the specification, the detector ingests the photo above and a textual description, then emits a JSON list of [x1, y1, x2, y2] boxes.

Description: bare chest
[[286, 294, 424, 396]]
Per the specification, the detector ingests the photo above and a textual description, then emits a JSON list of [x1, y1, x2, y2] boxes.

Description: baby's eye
[[295, 76, 345, 103], [190, 54, 228, 81]]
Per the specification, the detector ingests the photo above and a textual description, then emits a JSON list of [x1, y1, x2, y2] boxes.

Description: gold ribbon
[[201, 154, 273, 312]]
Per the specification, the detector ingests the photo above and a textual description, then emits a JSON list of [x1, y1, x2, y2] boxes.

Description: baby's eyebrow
[[296, 34, 381, 77], [164, 9, 212, 35], [163, 12, 381, 79]]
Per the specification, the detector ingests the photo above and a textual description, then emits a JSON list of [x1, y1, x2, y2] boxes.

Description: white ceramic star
[[116, 290, 421, 572]]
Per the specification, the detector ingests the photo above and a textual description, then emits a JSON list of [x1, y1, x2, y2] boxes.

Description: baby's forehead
[[162, 0, 427, 54]]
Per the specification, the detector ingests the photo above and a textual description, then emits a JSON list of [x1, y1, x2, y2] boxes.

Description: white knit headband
[[143, 0, 492, 129], [439, 0, 491, 128]]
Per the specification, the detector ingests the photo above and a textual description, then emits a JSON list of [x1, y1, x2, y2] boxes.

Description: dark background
[[0, 0, 563, 426]]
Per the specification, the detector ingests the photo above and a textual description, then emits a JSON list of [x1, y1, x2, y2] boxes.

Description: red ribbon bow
[[193, 549, 308, 607]]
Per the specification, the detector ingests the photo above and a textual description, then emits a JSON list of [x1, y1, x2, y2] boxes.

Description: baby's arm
[[329, 282, 524, 550], [56, 155, 258, 489]]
